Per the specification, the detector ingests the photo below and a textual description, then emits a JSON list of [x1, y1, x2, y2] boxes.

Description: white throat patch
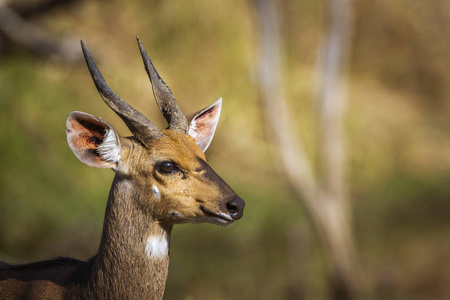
[[145, 235, 169, 259]]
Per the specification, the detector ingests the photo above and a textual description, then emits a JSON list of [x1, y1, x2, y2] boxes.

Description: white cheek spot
[[145, 235, 169, 259], [152, 185, 160, 199]]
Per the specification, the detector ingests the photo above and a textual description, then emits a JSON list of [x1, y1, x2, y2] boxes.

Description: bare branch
[[255, 0, 317, 204], [10, 0, 79, 19], [0, 3, 82, 61], [316, 0, 353, 207], [255, 0, 368, 299]]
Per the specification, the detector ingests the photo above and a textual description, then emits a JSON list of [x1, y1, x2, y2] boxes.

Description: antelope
[[0, 37, 245, 300]]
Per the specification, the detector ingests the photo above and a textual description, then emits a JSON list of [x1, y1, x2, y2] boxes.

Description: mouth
[[200, 206, 234, 225]]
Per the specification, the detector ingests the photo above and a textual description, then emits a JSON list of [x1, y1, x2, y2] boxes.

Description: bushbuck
[[0, 37, 245, 300]]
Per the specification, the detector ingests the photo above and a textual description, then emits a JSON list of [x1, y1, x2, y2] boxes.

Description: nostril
[[226, 197, 245, 220], [226, 202, 239, 214]]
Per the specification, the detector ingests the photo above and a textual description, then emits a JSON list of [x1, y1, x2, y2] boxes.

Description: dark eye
[[156, 161, 177, 174]]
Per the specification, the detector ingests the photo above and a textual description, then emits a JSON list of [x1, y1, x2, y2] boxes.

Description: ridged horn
[[137, 37, 189, 133], [81, 41, 163, 144]]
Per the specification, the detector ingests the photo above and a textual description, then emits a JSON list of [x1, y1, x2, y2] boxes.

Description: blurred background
[[1, 0, 449, 299]]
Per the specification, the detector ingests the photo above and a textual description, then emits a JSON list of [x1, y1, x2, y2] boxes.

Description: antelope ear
[[66, 111, 121, 169], [188, 98, 222, 152]]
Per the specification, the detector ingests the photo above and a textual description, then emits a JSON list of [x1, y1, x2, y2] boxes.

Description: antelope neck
[[89, 175, 172, 299]]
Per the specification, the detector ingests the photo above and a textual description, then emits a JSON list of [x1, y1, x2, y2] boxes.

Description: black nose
[[226, 197, 245, 220]]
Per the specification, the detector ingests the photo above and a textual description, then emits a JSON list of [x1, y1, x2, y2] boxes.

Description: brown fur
[[0, 127, 242, 300], [1, 44, 244, 298]]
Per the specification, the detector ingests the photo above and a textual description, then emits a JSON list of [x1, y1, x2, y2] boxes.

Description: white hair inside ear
[[66, 111, 121, 170], [97, 129, 121, 163], [188, 98, 222, 152]]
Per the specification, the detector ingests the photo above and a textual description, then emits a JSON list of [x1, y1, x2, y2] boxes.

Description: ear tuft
[[97, 129, 121, 163], [66, 112, 121, 169], [188, 98, 222, 152]]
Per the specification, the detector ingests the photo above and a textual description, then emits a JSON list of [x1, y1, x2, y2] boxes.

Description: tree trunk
[[255, 0, 367, 299]]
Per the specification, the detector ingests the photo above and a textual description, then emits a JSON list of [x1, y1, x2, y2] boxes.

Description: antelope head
[[66, 38, 245, 227]]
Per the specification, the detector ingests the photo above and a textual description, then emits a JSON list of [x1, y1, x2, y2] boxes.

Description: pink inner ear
[[66, 112, 117, 168], [68, 121, 103, 150], [193, 105, 218, 132], [188, 99, 221, 152]]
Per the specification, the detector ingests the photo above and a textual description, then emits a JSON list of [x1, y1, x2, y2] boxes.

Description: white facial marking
[[152, 185, 160, 199], [97, 129, 120, 163], [145, 235, 169, 259]]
